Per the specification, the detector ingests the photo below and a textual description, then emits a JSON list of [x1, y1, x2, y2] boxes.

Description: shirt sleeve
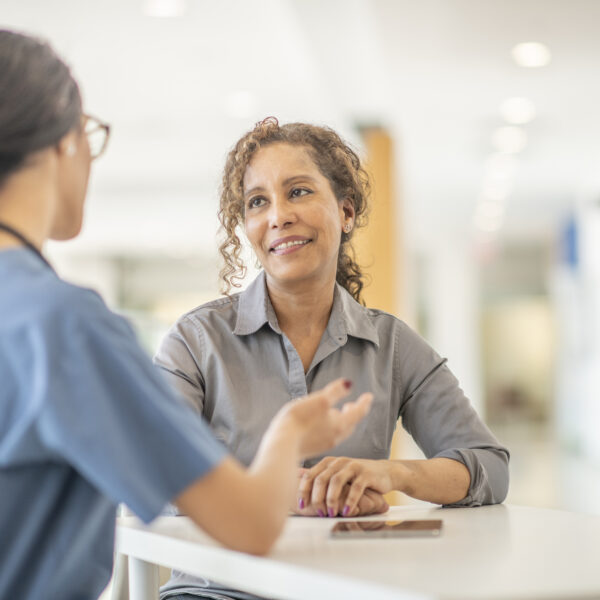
[[153, 316, 206, 415], [395, 323, 510, 507], [33, 291, 227, 523]]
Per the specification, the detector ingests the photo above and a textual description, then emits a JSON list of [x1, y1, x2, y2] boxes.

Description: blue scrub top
[[0, 248, 227, 599]]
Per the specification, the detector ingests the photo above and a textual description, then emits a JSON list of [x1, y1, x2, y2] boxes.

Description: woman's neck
[[267, 275, 336, 336], [0, 164, 56, 250]]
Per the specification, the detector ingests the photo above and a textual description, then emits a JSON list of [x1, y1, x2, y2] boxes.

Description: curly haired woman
[[155, 118, 509, 600]]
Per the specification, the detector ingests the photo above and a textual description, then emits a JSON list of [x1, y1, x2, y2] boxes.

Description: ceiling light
[[500, 97, 537, 125], [511, 42, 551, 68], [491, 126, 527, 154], [143, 0, 187, 17], [485, 153, 518, 181]]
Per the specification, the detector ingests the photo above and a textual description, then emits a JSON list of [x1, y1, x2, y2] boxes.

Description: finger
[[376, 500, 390, 514], [348, 487, 378, 516], [297, 460, 330, 512], [326, 467, 356, 517], [338, 483, 362, 517], [340, 393, 373, 423], [333, 393, 373, 444], [342, 477, 368, 517], [310, 467, 337, 516], [363, 488, 389, 515], [291, 503, 320, 517], [320, 378, 354, 408]]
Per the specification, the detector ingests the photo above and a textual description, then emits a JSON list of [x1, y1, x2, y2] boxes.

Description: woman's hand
[[292, 480, 389, 517], [297, 456, 396, 517], [271, 379, 373, 460]]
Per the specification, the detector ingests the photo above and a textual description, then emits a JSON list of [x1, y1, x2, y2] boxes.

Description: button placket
[[282, 333, 308, 400]]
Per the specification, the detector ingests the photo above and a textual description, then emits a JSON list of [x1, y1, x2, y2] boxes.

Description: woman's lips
[[270, 239, 312, 255]]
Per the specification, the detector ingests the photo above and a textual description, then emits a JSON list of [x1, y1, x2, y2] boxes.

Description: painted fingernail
[[328, 507, 335, 518], [317, 509, 325, 518], [343, 379, 353, 390], [298, 498, 305, 510], [343, 505, 350, 516]]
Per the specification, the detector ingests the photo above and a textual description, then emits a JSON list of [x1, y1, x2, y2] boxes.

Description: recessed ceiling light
[[500, 97, 537, 125], [511, 42, 551, 68], [485, 153, 518, 181], [492, 126, 528, 154], [143, 0, 187, 17]]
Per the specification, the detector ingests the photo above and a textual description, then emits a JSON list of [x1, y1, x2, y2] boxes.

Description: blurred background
[[3, 0, 600, 515]]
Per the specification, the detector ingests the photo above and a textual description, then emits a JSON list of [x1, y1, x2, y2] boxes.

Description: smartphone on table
[[330, 519, 443, 539]]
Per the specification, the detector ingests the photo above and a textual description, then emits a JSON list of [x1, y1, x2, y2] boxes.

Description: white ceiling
[[3, 0, 600, 256]]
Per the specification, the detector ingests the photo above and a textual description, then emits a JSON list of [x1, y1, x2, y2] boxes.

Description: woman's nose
[[268, 198, 296, 229]]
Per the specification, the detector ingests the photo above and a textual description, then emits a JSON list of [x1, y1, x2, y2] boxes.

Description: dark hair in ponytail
[[0, 30, 82, 186]]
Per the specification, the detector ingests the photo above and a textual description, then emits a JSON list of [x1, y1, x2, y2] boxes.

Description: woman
[[155, 118, 510, 598], [0, 31, 372, 600]]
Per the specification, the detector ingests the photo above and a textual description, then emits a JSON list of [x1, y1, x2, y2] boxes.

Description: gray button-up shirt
[[154, 271, 509, 507], [155, 271, 509, 598]]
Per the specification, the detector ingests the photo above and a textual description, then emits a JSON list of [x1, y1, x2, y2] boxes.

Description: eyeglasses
[[83, 114, 111, 160]]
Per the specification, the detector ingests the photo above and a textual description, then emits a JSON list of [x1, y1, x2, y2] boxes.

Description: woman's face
[[243, 142, 354, 291], [51, 119, 92, 240]]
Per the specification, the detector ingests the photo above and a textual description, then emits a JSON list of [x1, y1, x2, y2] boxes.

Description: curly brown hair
[[218, 117, 371, 304]]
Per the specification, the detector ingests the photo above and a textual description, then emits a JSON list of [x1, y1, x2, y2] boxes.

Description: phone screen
[[330, 519, 443, 539]]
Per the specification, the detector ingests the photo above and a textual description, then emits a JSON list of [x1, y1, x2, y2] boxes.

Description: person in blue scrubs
[[0, 30, 373, 600]]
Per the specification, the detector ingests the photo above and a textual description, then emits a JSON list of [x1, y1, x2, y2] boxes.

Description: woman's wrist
[[258, 409, 303, 463], [389, 460, 414, 495]]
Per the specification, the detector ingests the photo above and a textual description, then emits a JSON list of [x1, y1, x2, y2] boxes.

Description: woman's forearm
[[390, 457, 471, 505]]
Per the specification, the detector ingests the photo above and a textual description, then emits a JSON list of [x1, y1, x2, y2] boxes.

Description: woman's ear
[[342, 198, 355, 219], [56, 130, 78, 158], [341, 197, 355, 224]]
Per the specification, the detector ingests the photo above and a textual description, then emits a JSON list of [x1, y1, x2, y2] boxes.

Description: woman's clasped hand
[[296, 457, 394, 517]]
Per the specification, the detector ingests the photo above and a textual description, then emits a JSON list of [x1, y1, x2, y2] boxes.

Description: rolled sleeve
[[397, 330, 510, 506]]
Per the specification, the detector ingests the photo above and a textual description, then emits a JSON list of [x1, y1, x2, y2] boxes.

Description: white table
[[116, 504, 600, 600]]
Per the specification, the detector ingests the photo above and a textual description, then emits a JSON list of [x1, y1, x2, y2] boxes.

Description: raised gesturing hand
[[271, 379, 373, 460]]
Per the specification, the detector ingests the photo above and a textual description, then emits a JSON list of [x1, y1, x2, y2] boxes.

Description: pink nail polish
[[343, 505, 350, 516], [328, 507, 335, 518], [298, 498, 305, 510], [317, 509, 325, 517]]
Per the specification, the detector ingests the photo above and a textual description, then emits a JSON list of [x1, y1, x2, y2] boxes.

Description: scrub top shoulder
[[0, 248, 227, 600]]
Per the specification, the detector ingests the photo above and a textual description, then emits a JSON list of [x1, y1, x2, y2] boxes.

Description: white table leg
[[128, 556, 159, 600]]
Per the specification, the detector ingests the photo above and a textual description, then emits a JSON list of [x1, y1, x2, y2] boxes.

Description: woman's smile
[[269, 235, 313, 255]]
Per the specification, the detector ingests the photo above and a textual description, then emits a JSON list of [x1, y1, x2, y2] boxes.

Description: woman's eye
[[290, 187, 311, 198], [248, 196, 266, 209]]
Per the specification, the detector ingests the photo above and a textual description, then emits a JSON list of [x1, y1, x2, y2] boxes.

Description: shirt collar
[[234, 271, 281, 335], [234, 271, 379, 348], [327, 283, 380, 348]]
